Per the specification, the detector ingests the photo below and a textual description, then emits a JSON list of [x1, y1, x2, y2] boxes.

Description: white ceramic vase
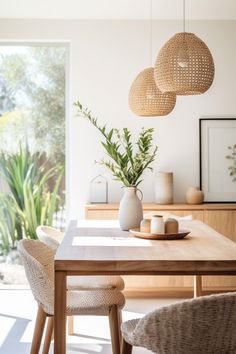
[[119, 187, 143, 231], [155, 172, 173, 204]]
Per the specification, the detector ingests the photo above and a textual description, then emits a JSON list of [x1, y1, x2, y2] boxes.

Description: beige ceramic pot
[[155, 172, 173, 204], [186, 186, 204, 205], [165, 218, 179, 234]]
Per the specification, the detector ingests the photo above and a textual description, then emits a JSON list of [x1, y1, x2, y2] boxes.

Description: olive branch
[[74, 101, 158, 187]]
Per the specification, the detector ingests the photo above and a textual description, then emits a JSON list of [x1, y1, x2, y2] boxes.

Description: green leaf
[[75, 100, 158, 187]]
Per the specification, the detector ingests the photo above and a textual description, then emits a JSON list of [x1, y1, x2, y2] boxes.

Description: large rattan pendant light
[[154, 0, 215, 95], [129, 0, 176, 116]]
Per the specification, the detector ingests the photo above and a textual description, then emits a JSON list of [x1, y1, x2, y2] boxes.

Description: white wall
[[1, 19, 236, 218]]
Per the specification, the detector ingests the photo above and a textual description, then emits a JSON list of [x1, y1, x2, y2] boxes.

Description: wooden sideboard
[[85, 203, 236, 297]]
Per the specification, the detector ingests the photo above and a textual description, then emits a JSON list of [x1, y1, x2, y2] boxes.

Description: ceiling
[[1, 0, 236, 20]]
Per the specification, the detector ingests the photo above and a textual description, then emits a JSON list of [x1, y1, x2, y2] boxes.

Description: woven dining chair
[[121, 292, 236, 354], [36, 225, 125, 334], [18, 239, 125, 354]]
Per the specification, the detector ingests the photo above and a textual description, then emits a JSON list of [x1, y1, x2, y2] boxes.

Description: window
[[0, 44, 67, 255]]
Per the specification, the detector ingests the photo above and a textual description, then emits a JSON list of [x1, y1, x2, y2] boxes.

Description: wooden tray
[[129, 228, 191, 240]]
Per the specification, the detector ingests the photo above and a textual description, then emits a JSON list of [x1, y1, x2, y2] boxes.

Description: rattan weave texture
[[154, 32, 215, 95], [129, 67, 176, 116], [121, 292, 236, 354], [36, 225, 62, 251], [18, 239, 125, 316], [36, 225, 125, 291]]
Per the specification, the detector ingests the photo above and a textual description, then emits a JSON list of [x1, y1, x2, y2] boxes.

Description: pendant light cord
[[150, 0, 152, 67], [183, 0, 185, 33]]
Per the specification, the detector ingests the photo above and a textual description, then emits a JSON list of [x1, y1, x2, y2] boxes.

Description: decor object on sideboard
[[154, 0, 214, 95], [129, 67, 176, 117], [226, 144, 236, 182], [154, 172, 173, 204], [200, 118, 236, 202], [75, 101, 158, 230], [186, 186, 204, 205], [90, 175, 108, 204], [129, 0, 176, 117]]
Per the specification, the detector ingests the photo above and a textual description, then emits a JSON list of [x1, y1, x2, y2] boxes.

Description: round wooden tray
[[129, 228, 191, 240]]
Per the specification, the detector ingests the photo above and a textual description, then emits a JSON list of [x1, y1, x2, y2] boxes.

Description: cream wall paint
[[0, 19, 236, 218]]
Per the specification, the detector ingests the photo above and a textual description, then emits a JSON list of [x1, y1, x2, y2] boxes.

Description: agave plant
[[0, 194, 18, 253], [17, 165, 64, 239], [0, 145, 39, 210], [0, 144, 64, 249]]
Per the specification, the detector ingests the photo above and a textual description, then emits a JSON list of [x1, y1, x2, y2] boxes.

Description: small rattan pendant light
[[154, 0, 215, 95], [129, 0, 176, 116], [129, 67, 176, 116]]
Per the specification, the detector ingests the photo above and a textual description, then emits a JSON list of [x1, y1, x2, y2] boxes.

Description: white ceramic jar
[[150, 215, 165, 234]]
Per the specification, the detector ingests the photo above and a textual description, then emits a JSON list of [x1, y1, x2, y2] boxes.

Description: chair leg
[[121, 338, 133, 354], [109, 305, 121, 354], [117, 309, 123, 347], [194, 275, 202, 298], [30, 306, 47, 354], [68, 316, 74, 335], [42, 316, 54, 354]]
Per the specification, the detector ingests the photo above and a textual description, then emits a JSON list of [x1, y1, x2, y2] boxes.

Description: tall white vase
[[155, 172, 173, 204], [119, 187, 143, 231]]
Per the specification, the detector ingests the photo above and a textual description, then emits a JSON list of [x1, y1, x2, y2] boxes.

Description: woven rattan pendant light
[[129, 0, 176, 116], [129, 67, 176, 116], [154, 0, 215, 95]]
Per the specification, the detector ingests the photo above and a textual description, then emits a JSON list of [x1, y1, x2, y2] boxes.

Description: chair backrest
[[132, 292, 236, 354], [18, 239, 55, 315], [36, 225, 63, 251]]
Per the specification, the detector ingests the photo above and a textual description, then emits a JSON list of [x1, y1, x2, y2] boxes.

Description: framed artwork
[[199, 118, 236, 202]]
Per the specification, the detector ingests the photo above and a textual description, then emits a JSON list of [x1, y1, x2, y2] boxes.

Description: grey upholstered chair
[[18, 239, 125, 354], [36, 225, 125, 334], [121, 292, 236, 354]]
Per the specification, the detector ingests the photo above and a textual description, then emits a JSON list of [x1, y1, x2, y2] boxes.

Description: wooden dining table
[[54, 219, 236, 354]]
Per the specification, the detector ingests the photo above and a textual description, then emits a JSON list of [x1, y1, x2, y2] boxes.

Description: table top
[[55, 219, 236, 276], [85, 203, 236, 210]]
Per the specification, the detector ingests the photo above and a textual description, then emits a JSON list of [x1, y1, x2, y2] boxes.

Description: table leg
[[194, 275, 202, 298], [54, 271, 67, 354]]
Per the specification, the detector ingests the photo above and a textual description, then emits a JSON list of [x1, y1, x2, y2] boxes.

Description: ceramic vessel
[[140, 219, 151, 233], [119, 187, 143, 231], [150, 215, 165, 234], [90, 175, 108, 203], [165, 218, 179, 234], [186, 186, 204, 205], [155, 172, 173, 204]]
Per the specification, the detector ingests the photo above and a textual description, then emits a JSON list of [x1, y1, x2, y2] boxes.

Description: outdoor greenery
[[226, 144, 236, 182], [0, 46, 66, 164], [0, 46, 66, 255], [0, 145, 64, 254], [0, 194, 18, 253], [75, 101, 158, 187]]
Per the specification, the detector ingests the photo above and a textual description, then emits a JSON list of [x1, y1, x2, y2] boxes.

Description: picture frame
[[199, 118, 236, 202]]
